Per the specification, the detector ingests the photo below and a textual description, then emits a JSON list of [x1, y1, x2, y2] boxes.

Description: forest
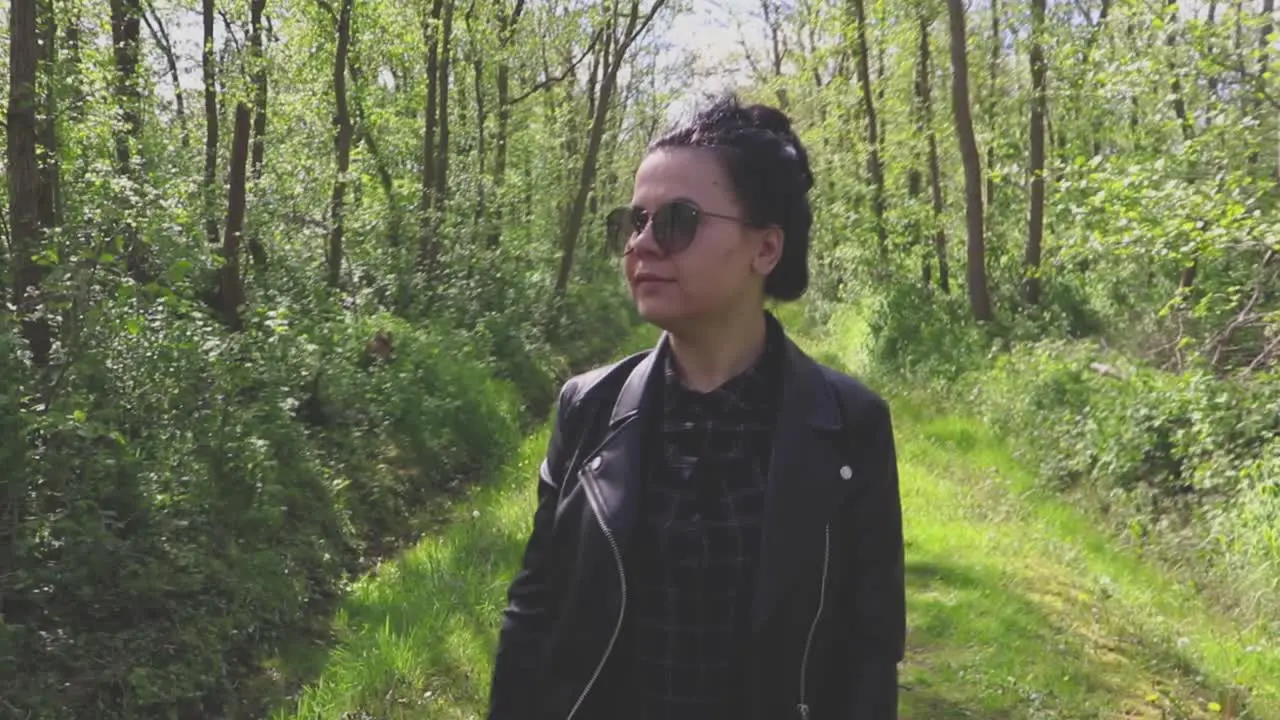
[[1, 0, 1277, 717]]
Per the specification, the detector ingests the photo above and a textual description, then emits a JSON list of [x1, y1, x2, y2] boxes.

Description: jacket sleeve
[[842, 395, 906, 718], [487, 381, 579, 720]]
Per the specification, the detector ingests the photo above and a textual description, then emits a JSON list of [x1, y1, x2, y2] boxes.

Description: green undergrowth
[[270, 423, 552, 719], [805, 305, 1280, 719], [271, 306, 1280, 719]]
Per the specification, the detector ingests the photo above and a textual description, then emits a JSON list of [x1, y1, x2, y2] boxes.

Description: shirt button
[[839, 465, 853, 480]]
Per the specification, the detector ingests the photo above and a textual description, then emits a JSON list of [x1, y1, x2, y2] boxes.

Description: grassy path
[[271, 316, 1280, 719]]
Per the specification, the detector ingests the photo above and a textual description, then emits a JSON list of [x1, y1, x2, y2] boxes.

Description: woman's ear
[[752, 226, 785, 277]]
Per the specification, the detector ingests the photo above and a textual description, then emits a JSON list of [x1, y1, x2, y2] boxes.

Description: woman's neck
[[667, 306, 768, 393]]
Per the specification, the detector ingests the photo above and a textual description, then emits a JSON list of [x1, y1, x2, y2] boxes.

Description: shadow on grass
[[347, 514, 522, 707], [263, 464, 536, 719], [899, 555, 1247, 719], [276, 502, 1248, 719]]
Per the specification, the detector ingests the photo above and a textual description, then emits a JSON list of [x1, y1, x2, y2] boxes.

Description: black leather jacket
[[488, 326, 905, 720]]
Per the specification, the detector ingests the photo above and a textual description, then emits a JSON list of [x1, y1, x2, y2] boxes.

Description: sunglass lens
[[605, 207, 631, 255], [653, 202, 700, 254], [605, 203, 699, 256]]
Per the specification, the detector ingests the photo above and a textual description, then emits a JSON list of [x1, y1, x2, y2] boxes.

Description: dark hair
[[648, 94, 814, 301]]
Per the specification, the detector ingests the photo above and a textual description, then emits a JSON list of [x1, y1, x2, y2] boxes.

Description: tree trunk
[[1087, 0, 1111, 158], [465, 0, 486, 230], [488, 0, 525, 247], [9, 0, 52, 365], [910, 15, 928, 288], [36, 5, 59, 239], [63, 13, 84, 121], [220, 103, 252, 330], [473, 50, 487, 216], [554, 0, 667, 296], [947, 0, 994, 321], [555, 60, 615, 296], [110, 0, 146, 279], [142, 5, 186, 147], [851, 0, 886, 260], [435, 0, 454, 207], [1164, 0, 1198, 291], [203, 0, 220, 246], [418, 0, 445, 269], [761, 0, 790, 109], [1259, 0, 1276, 178], [583, 44, 601, 162], [1025, 0, 1047, 306], [920, 13, 950, 294], [247, 0, 269, 270], [327, 0, 354, 288], [350, 54, 400, 247], [986, 0, 998, 229], [1167, 18, 1195, 144], [584, 44, 604, 218]]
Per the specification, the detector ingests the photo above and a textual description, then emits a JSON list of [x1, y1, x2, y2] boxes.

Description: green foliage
[[865, 284, 993, 379], [0, 293, 534, 718], [3, 0, 665, 712], [969, 340, 1280, 621], [729, 0, 1280, 637]]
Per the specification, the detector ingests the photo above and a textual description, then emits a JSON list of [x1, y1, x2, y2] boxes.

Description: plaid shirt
[[620, 326, 782, 719]]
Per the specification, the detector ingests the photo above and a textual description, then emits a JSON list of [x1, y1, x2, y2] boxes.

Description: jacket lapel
[[576, 324, 847, 628], [752, 337, 845, 629], [577, 336, 669, 550]]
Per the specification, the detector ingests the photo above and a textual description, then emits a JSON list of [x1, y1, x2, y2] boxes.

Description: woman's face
[[622, 147, 782, 333]]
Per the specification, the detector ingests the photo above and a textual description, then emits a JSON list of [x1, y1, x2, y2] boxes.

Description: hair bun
[[744, 103, 813, 192], [744, 104, 794, 137]]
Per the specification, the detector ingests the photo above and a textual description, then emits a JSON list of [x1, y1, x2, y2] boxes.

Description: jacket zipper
[[566, 469, 627, 720], [796, 523, 831, 720]]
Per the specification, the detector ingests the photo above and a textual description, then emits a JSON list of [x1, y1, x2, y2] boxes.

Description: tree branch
[[616, 0, 667, 60], [508, 29, 604, 105], [1247, 333, 1280, 372], [314, 0, 338, 25], [218, 9, 244, 54]]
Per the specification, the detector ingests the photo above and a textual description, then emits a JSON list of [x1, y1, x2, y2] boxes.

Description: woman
[[488, 96, 905, 720]]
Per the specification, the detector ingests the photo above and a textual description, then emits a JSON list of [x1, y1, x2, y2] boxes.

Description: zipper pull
[[797, 703, 811, 720]]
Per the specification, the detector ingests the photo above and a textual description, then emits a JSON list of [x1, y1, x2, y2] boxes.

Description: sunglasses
[[605, 200, 750, 256]]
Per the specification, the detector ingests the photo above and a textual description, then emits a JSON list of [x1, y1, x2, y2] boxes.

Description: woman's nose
[[628, 220, 662, 256]]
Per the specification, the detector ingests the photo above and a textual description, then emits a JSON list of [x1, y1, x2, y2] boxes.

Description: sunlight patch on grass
[[273, 429, 548, 720], [897, 413, 1280, 719]]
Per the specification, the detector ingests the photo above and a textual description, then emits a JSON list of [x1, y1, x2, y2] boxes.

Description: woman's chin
[[634, 297, 685, 329]]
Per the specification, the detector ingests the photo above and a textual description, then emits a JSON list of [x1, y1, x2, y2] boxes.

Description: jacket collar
[[583, 312, 846, 627], [607, 311, 841, 432]]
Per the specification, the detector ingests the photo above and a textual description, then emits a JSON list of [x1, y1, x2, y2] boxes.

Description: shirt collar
[[662, 312, 783, 413]]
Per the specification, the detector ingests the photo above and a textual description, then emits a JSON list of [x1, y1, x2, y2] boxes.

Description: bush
[[552, 280, 639, 374], [967, 339, 1280, 621], [867, 283, 994, 380], [0, 298, 523, 719]]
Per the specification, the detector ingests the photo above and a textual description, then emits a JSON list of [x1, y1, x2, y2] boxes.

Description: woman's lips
[[632, 278, 672, 293], [632, 272, 673, 285]]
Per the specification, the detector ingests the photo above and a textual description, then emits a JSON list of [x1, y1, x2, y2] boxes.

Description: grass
[[270, 306, 1280, 720], [808, 306, 1280, 720], [266, 429, 549, 720]]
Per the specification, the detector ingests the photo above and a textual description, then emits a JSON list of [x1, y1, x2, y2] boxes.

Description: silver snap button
[[590, 456, 603, 471], [839, 465, 853, 480]]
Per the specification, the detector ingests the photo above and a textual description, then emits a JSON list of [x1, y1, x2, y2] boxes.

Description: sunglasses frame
[[605, 200, 750, 257]]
